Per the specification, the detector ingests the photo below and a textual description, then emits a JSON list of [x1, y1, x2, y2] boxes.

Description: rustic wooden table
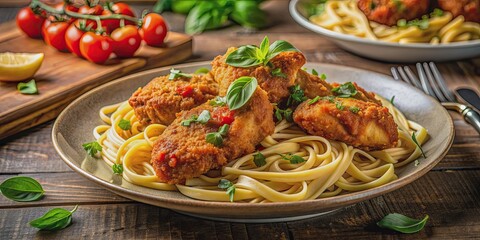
[[1, 1, 480, 239]]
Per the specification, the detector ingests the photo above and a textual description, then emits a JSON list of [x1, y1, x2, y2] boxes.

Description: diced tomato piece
[[211, 107, 235, 126], [176, 85, 194, 97]]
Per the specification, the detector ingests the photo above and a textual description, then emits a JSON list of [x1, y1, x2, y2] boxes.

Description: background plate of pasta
[[52, 61, 453, 222], [290, 0, 480, 62]]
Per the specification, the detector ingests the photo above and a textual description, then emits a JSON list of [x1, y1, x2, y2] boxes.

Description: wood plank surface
[[1, 0, 480, 239], [0, 21, 192, 139]]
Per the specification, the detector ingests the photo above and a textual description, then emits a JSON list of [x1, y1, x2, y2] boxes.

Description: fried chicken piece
[[293, 97, 398, 151], [358, 0, 431, 26], [128, 73, 218, 126], [151, 87, 275, 184], [211, 47, 306, 103], [438, 0, 480, 23]]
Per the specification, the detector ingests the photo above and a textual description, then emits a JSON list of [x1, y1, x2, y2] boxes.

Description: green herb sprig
[[0, 176, 44, 202], [412, 133, 426, 158], [30, 205, 78, 231], [181, 110, 211, 126], [209, 96, 227, 107], [278, 153, 306, 164], [118, 119, 131, 130], [82, 141, 102, 158], [218, 179, 236, 202], [272, 68, 287, 78], [275, 107, 293, 122], [112, 164, 124, 175], [308, 96, 320, 105], [206, 124, 229, 147], [169, 68, 192, 80], [226, 76, 258, 110], [17, 79, 38, 95], [332, 82, 358, 98], [226, 36, 299, 68], [287, 85, 308, 107], [253, 152, 266, 167], [377, 213, 429, 234]]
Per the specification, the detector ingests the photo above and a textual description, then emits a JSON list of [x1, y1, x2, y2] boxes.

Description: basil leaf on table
[[17, 79, 38, 95], [185, 1, 232, 35], [0, 176, 44, 202], [171, 0, 198, 14], [377, 213, 429, 234], [153, 0, 172, 13], [226, 76, 258, 110], [230, 0, 267, 28], [30, 205, 78, 231]]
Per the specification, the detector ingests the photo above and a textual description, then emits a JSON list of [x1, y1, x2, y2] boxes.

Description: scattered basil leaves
[[181, 110, 211, 126], [332, 82, 358, 98], [209, 96, 227, 107], [377, 213, 429, 234], [218, 179, 235, 202], [82, 141, 102, 158], [286, 85, 307, 107], [169, 68, 192, 80], [206, 124, 229, 147], [0, 176, 44, 202], [30, 205, 78, 231]]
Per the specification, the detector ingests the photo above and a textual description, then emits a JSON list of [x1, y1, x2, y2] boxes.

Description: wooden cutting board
[[0, 21, 192, 139]]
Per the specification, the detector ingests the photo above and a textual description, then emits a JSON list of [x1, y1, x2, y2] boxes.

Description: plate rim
[[289, 0, 480, 49], [52, 61, 454, 218]]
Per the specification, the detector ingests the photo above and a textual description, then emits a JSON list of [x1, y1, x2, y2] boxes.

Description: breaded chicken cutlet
[[358, 0, 431, 26]]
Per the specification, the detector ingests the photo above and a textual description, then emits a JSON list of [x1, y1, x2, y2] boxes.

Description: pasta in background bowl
[[52, 62, 454, 222], [290, 0, 480, 62]]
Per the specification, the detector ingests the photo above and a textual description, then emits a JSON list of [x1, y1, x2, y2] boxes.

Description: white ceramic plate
[[52, 62, 454, 223], [289, 0, 480, 62]]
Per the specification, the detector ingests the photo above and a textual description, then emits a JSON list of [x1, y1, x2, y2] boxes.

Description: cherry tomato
[[211, 107, 235, 126], [175, 85, 194, 97], [16, 7, 45, 38], [78, 4, 103, 15], [55, 2, 79, 13], [110, 25, 141, 58], [139, 13, 168, 47], [101, 3, 136, 33], [43, 21, 70, 52], [79, 32, 113, 64], [65, 20, 95, 57]]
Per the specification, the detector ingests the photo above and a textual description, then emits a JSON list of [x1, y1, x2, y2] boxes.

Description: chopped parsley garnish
[[206, 124, 229, 147], [412, 133, 426, 158], [311, 68, 318, 76], [118, 119, 131, 130], [169, 68, 192, 80], [308, 96, 320, 105], [181, 110, 211, 126], [349, 106, 360, 113], [430, 8, 444, 18], [275, 107, 293, 122], [322, 96, 335, 103], [112, 163, 123, 174], [370, 2, 376, 10], [332, 82, 358, 98], [335, 101, 344, 110], [253, 152, 267, 167], [17, 79, 38, 95], [209, 96, 227, 107], [278, 153, 306, 164], [397, 16, 429, 30], [218, 179, 236, 202], [194, 67, 210, 74], [272, 68, 287, 78], [287, 85, 308, 106], [320, 73, 327, 80], [82, 141, 102, 157]]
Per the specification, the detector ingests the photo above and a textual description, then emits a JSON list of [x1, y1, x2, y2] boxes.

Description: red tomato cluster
[[16, 2, 168, 64]]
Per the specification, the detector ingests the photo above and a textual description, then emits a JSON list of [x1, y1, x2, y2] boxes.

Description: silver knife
[[456, 88, 480, 112]]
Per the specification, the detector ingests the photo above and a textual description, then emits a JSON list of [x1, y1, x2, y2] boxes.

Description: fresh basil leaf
[[209, 96, 227, 107], [30, 205, 78, 231], [169, 68, 192, 80], [206, 132, 223, 147], [226, 45, 263, 67], [112, 164, 123, 175], [194, 67, 210, 74], [332, 82, 358, 98], [253, 152, 266, 167], [272, 68, 287, 78], [118, 119, 131, 130], [308, 96, 320, 105], [218, 179, 235, 202], [185, 1, 232, 35], [82, 141, 102, 157], [197, 110, 211, 124], [320, 73, 327, 80], [377, 213, 429, 234], [171, 0, 198, 14], [266, 40, 299, 63], [0, 176, 44, 202], [17, 79, 38, 95], [181, 114, 198, 126], [226, 76, 258, 110], [349, 106, 360, 113], [311, 69, 318, 76], [259, 36, 269, 58], [412, 133, 426, 158], [218, 124, 229, 136]]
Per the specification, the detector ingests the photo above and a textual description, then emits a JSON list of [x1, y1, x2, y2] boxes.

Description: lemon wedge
[[0, 52, 44, 82]]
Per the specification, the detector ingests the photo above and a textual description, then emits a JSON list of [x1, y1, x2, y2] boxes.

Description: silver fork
[[391, 62, 480, 134]]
